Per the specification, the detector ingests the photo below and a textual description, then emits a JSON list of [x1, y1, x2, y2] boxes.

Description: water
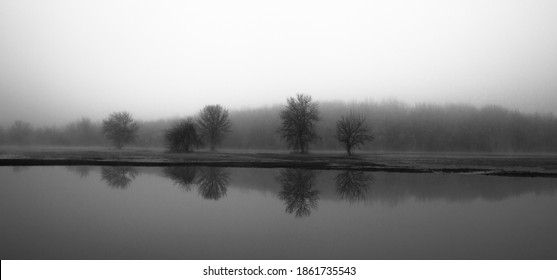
[[1, 166, 556, 259]]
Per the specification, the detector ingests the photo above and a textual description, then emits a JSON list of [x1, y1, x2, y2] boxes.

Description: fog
[[1, 0, 557, 127]]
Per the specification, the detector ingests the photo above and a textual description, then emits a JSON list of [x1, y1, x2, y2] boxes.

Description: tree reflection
[[278, 169, 320, 217], [335, 170, 373, 203], [163, 166, 198, 191], [66, 166, 92, 178], [197, 167, 230, 200], [11, 166, 29, 173], [101, 166, 138, 189]]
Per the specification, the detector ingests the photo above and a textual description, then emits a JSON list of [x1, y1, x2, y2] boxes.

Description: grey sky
[[1, 0, 556, 126]]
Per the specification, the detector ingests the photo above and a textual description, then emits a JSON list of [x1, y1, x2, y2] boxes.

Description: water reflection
[[11, 166, 29, 173], [197, 167, 230, 200], [163, 166, 198, 191], [66, 166, 92, 178], [101, 166, 138, 189], [278, 169, 320, 217], [359, 175, 557, 204], [2, 166, 557, 260], [335, 170, 373, 203]]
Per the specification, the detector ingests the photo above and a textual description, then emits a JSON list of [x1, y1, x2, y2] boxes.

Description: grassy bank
[[1, 146, 557, 178]]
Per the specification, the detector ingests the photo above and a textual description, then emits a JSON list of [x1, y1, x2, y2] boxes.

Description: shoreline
[[1, 147, 557, 178]]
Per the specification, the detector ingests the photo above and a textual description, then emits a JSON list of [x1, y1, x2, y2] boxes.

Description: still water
[[1, 166, 556, 259]]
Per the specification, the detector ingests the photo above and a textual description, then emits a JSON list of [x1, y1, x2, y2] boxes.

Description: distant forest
[[1, 100, 556, 153]]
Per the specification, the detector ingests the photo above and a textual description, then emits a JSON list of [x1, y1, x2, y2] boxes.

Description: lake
[[1, 166, 556, 259]]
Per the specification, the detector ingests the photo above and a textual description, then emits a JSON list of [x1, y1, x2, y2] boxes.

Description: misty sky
[[1, 0, 557, 126]]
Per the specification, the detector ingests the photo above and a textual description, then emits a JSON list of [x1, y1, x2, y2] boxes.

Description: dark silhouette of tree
[[102, 112, 139, 149], [197, 105, 231, 151], [163, 166, 199, 191], [277, 169, 320, 217], [336, 112, 374, 155], [335, 170, 373, 203], [279, 94, 320, 153], [101, 166, 138, 189], [165, 118, 203, 152], [8, 120, 33, 145], [197, 167, 230, 200]]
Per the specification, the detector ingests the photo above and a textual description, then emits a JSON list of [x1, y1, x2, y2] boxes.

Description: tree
[[165, 118, 202, 152], [197, 105, 231, 151], [102, 112, 139, 149], [336, 112, 374, 155], [279, 94, 320, 153]]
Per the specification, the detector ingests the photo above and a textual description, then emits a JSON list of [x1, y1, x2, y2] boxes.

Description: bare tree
[[102, 112, 139, 149], [197, 105, 231, 151], [279, 94, 320, 154], [336, 112, 374, 155], [165, 118, 202, 152]]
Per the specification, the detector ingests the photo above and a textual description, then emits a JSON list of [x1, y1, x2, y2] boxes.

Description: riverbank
[[1, 146, 556, 178]]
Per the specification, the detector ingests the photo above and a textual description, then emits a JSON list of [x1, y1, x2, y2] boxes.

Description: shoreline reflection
[[66, 166, 92, 178], [335, 170, 373, 204], [278, 169, 320, 217], [163, 166, 230, 200], [101, 166, 138, 189], [163, 166, 198, 191], [197, 167, 230, 200]]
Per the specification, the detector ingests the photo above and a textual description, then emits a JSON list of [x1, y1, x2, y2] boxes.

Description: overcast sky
[[1, 0, 556, 126]]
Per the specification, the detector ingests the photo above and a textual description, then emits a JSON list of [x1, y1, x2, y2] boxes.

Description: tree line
[[1, 95, 556, 153], [224, 99, 557, 153]]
